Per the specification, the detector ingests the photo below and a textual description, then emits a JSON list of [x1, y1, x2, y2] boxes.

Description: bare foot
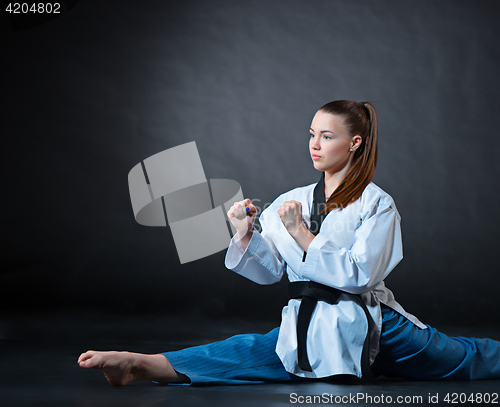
[[77, 350, 188, 386], [77, 350, 139, 386]]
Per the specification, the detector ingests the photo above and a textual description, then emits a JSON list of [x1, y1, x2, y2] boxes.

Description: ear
[[350, 135, 362, 151]]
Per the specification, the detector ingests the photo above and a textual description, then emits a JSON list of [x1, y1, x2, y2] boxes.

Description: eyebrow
[[310, 128, 335, 134]]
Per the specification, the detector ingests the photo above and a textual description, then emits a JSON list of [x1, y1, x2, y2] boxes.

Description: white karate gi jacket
[[225, 181, 426, 379]]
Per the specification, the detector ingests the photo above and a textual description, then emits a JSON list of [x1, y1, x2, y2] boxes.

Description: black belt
[[289, 281, 374, 380]]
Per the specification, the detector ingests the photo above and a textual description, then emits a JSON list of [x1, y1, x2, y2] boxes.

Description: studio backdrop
[[1, 0, 499, 326]]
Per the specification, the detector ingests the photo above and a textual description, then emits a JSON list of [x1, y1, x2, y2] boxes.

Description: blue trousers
[[159, 306, 500, 385]]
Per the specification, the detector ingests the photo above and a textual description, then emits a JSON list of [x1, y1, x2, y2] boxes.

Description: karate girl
[[77, 100, 500, 385]]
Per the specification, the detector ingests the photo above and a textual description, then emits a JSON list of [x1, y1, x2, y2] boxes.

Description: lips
[[312, 154, 321, 160]]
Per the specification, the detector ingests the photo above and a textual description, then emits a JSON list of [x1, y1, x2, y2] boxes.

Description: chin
[[312, 161, 324, 169]]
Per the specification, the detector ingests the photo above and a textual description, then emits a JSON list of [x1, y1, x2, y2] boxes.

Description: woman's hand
[[278, 200, 315, 252], [278, 201, 304, 234], [227, 198, 257, 239]]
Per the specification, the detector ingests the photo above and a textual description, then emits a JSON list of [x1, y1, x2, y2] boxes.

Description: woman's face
[[309, 111, 357, 174]]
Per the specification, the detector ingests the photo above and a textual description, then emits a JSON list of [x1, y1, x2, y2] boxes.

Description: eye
[[310, 133, 315, 138], [323, 135, 331, 140]]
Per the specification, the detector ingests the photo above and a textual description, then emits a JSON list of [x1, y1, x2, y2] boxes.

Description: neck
[[323, 163, 352, 199]]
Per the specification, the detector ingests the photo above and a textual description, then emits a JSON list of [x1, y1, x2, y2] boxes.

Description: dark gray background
[[1, 0, 499, 327]]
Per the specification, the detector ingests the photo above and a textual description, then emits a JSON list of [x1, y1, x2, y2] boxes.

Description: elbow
[[258, 275, 282, 285], [347, 250, 399, 293], [234, 264, 283, 285], [255, 265, 283, 284], [245, 272, 282, 285], [339, 264, 384, 294]]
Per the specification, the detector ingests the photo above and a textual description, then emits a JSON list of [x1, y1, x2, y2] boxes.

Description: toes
[[77, 350, 104, 364], [78, 353, 102, 368], [77, 351, 93, 364], [78, 357, 92, 367]]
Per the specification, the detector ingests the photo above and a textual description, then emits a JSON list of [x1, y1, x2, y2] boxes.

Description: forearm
[[288, 223, 315, 252], [237, 229, 253, 251], [226, 229, 284, 285]]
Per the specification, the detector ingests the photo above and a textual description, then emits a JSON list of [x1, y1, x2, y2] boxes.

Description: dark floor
[[1, 311, 499, 407]]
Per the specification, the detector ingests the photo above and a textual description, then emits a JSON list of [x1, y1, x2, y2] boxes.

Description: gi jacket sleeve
[[224, 224, 285, 285], [299, 200, 403, 294]]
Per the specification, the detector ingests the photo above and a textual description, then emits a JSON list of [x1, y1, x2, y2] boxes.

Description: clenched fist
[[227, 198, 257, 238], [278, 200, 304, 234]]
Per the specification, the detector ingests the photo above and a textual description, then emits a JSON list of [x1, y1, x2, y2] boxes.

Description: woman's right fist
[[227, 198, 257, 236]]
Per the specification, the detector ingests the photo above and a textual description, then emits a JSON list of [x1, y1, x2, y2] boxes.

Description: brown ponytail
[[318, 100, 378, 213]]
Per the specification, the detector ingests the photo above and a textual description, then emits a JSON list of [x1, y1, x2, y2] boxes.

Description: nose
[[310, 137, 320, 150]]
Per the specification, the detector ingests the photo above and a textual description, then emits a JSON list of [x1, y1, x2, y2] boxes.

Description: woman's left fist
[[278, 201, 303, 234]]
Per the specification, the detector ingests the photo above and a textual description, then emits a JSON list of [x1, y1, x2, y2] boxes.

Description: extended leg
[[158, 327, 297, 385], [77, 328, 294, 386], [372, 305, 500, 380]]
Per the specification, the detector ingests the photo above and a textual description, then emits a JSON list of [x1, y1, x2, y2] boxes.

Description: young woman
[[77, 100, 500, 385]]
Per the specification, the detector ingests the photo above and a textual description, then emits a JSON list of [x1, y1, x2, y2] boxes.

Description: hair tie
[[358, 101, 369, 115]]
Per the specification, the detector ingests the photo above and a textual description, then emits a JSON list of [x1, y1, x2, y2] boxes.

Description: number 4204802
[[443, 393, 498, 404], [5, 3, 61, 14]]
